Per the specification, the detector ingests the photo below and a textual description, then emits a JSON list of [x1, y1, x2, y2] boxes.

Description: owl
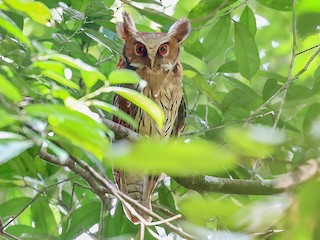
[[113, 12, 191, 223]]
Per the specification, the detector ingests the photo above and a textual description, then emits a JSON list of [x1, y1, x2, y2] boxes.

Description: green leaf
[[157, 183, 176, 211], [217, 60, 238, 73], [255, 0, 292, 11], [240, 6, 257, 36], [179, 195, 240, 225], [226, 125, 286, 158], [89, 100, 137, 128], [3, 0, 51, 25], [106, 86, 165, 128], [26, 104, 109, 159], [62, 201, 100, 239], [0, 109, 17, 128], [110, 139, 237, 176], [203, 15, 230, 61], [108, 69, 141, 85], [234, 22, 260, 79], [82, 27, 119, 54], [31, 196, 57, 236], [303, 103, 320, 144], [46, 54, 107, 88], [0, 73, 22, 102], [0, 11, 31, 48], [189, 0, 236, 27], [262, 78, 281, 101], [0, 140, 34, 164], [85, 0, 113, 19], [0, 197, 31, 217], [42, 70, 80, 90]]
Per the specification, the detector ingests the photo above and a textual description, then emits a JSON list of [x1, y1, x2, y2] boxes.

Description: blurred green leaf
[[0, 140, 33, 165], [3, 0, 51, 24], [226, 125, 286, 158], [0, 73, 22, 102], [203, 15, 230, 61], [82, 27, 119, 54], [89, 99, 137, 128], [108, 69, 141, 85], [0, 109, 17, 128], [106, 86, 165, 128], [234, 22, 260, 79], [45, 53, 107, 88], [42, 70, 80, 90], [157, 183, 176, 212], [110, 139, 237, 176], [25, 104, 109, 159], [0, 11, 31, 48], [179, 195, 240, 225]]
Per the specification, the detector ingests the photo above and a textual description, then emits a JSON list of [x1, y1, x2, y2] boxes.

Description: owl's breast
[[134, 67, 183, 138]]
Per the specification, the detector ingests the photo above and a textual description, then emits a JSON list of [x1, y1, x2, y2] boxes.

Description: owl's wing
[[112, 58, 139, 130], [172, 96, 186, 136]]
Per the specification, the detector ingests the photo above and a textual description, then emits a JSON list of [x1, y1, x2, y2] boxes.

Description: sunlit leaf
[[45, 54, 107, 88], [0, 140, 34, 164], [26, 104, 109, 159], [0, 109, 17, 128], [109, 139, 236, 176], [82, 27, 119, 54], [179, 195, 241, 225], [0, 11, 31, 48], [106, 86, 165, 128], [42, 70, 80, 90], [0, 74, 22, 102], [226, 125, 286, 158], [3, 0, 51, 24], [88, 100, 137, 129], [108, 69, 141, 85], [234, 22, 260, 79]]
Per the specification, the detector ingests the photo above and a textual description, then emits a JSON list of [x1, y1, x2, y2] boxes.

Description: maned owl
[[113, 12, 191, 223]]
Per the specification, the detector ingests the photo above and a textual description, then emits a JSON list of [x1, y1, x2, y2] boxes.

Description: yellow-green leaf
[[106, 86, 165, 128]]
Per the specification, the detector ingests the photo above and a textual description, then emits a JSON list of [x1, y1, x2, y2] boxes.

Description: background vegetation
[[0, 0, 320, 239]]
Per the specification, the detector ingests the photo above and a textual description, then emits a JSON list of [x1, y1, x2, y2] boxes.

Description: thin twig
[[246, 46, 320, 123], [272, 0, 297, 129]]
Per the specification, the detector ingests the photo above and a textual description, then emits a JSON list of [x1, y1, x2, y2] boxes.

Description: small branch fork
[[38, 149, 196, 240], [247, 0, 320, 124]]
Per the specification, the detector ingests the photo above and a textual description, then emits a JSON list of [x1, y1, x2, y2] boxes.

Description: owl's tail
[[114, 171, 160, 224]]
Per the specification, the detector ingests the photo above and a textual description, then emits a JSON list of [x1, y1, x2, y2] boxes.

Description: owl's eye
[[158, 44, 169, 56], [135, 43, 147, 56]]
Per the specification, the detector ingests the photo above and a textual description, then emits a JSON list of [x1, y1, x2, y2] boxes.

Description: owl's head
[[116, 12, 191, 70]]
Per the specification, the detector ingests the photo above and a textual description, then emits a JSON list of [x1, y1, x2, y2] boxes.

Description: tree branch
[[175, 159, 318, 195]]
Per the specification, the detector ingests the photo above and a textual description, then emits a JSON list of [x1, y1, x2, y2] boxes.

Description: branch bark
[[175, 159, 319, 195]]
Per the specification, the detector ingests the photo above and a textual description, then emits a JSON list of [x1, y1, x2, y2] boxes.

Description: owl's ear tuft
[[168, 18, 191, 43], [116, 11, 137, 39]]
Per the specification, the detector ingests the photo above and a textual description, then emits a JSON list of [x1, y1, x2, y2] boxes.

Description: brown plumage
[[113, 12, 190, 223]]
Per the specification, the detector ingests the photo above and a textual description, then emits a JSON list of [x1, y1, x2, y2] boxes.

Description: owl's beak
[[147, 48, 157, 69]]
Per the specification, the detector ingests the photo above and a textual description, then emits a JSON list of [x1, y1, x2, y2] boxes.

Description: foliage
[[0, 0, 319, 239]]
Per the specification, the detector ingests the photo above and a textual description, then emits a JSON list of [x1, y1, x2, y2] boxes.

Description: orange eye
[[158, 44, 169, 56], [135, 43, 146, 55]]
